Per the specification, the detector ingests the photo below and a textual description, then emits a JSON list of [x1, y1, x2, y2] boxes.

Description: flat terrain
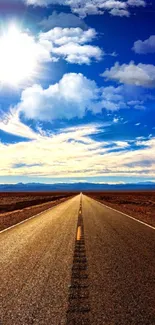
[[0, 192, 73, 213], [0, 194, 155, 325], [86, 191, 155, 227], [0, 192, 73, 231]]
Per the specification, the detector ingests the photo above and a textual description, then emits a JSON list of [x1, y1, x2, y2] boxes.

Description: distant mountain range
[[0, 182, 154, 192]]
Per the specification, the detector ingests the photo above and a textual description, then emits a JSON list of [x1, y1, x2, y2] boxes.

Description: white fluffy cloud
[[39, 27, 103, 64], [0, 25, 101, 87], [102, 61, 155, 87], [110, 8, 130, 17], [15, 73, 100, 120], [100, 0, 130, 17], [127, 0, 146, 6], [52, 42, 102, 64], [10, 73, 149, 123], [100, 1, 127, 10], [24, 0, 147, 17], [133, 35, 155, 54], [0, 25, 102, 88], [39, 27, 96, 45]]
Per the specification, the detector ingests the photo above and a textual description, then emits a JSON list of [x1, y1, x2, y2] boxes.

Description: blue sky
[[0, 0, 155, 184]]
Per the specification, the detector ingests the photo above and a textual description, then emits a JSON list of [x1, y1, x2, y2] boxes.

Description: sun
[[0, 25, 38, 86]]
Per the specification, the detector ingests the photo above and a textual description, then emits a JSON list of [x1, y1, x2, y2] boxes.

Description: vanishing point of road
[[0, 194, 155, 325]]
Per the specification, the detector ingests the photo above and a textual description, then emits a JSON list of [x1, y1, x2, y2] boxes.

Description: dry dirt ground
[[0, 192, 73, 231], [86, 191, 155, 228]]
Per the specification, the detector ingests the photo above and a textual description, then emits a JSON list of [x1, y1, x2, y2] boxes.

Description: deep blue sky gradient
[[0, 1, 155, 184]]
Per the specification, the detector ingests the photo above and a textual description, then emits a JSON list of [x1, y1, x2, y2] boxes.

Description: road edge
[[0, 196, 75, 234], [84, 194, 155, 230]]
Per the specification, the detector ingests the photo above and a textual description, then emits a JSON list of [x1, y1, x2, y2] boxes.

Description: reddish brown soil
[[86, 191, 155, 227], [0, 192, 73, 213], [0, 192, 73, 231]]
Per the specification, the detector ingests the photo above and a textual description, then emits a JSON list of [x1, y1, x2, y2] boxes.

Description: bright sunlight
[[0, 25, 38, 86]]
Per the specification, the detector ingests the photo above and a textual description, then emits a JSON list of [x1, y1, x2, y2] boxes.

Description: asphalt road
[[0, 195, 80, 325], [82, 195, 155, 325], [0, 194, 155, 325]]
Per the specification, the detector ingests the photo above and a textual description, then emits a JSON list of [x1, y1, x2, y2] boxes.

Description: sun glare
[[0, 25, 38, 86]]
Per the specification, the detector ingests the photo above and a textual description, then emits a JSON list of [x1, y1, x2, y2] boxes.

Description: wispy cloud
[[0, 109, 39, 139], [0, 120, 154, 178], [39, 11, 88, 30]]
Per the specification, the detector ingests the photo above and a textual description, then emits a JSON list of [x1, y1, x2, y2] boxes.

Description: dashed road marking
[[66, 197, 90, 325], [77, 226, 82, 241]]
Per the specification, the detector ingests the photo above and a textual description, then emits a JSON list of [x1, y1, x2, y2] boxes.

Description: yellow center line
[[76, 226, 81, 241]]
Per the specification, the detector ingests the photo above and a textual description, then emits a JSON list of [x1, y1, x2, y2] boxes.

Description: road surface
[[0, 194, 155, 325]]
